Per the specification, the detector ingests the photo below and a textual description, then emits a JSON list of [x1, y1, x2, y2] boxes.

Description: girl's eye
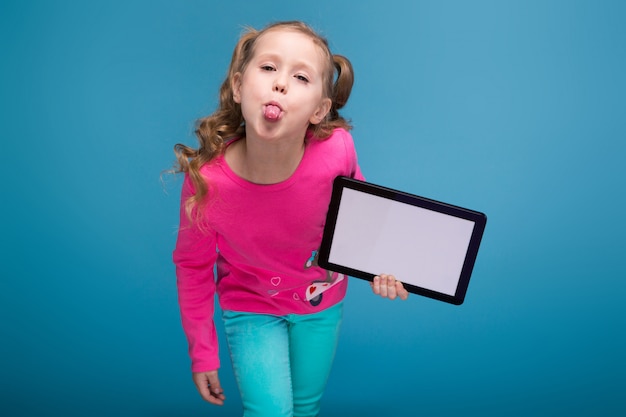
[[261, 65, 275, 71], [295, 74, 309, 83]]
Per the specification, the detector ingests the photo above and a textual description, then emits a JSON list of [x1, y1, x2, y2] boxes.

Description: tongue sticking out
[[264, 104, 282, 121]]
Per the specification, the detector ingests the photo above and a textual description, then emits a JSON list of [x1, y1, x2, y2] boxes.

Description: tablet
[[318, 176, 487, 305]]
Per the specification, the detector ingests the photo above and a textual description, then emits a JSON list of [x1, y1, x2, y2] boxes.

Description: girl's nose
[[273, 79, 287, 93]]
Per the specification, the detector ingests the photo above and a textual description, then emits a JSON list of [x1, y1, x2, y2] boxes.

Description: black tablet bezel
[[318, 176, 487, 305]]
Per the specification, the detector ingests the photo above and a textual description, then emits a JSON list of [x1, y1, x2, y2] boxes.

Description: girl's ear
[[231, 72, 242, 103], [310, 97, 332, 125]]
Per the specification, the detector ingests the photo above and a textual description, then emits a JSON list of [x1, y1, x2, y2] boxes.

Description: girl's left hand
[[371, 274, 409, 300]]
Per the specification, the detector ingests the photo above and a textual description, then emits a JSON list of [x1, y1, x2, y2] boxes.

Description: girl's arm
[[173, 175, 221, 372]]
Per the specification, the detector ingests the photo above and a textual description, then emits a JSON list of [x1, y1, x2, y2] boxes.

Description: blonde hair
[[173, 21, 354, 221]]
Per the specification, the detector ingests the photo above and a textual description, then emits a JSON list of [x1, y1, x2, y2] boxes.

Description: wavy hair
[[173, 21, 354, 222]]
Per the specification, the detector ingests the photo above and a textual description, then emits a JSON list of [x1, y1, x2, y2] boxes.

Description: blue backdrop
[[1, 1, 624, 416]]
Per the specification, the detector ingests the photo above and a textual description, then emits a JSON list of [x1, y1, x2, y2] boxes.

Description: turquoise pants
[[222, 302, 343, 417]]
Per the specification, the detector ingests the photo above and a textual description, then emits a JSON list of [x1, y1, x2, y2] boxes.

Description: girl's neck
[[226, 134, 306, 185]]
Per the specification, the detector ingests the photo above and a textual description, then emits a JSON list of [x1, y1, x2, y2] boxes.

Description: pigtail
[[330, 54, 354, 116], [173, 28, 260, 223], [311, 54, 355, 139]]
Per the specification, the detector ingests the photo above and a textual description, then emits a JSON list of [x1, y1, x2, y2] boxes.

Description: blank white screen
[[328, 188, 476, 296]]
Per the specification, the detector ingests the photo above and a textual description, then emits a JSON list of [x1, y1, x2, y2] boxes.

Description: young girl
[[173, 21, 409, 416]]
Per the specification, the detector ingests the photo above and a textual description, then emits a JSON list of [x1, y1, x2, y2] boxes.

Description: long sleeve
[[172, 175, 220, 372]]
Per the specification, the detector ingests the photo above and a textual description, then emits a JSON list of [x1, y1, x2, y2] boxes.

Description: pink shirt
[[173, 128, 364, 372]]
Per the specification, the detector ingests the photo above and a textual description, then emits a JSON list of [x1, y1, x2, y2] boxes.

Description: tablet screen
[[318, 177, 487, 305]]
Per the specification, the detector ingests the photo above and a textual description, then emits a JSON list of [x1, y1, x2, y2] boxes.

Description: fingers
[[396, 281, 410, 301], [374, 274, 395, 299], [371, 274, 409, 301], [193, 371, 225, 406], [206, 371, 225, 403]]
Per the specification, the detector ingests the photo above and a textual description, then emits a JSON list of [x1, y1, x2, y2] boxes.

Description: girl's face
[[232, 29, 332, 142]]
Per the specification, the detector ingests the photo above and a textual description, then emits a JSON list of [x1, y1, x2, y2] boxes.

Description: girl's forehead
[[254, 29, 322, 56]]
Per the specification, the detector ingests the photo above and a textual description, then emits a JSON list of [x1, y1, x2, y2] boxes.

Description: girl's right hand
[[192, 370, 226, 406]]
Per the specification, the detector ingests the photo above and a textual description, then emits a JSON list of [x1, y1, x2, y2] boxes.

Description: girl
[[173, 21, 409, 417]]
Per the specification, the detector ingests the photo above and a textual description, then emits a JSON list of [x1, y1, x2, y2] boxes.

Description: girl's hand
[[370, 274, 409, 301], [192, 370, 226, 406]]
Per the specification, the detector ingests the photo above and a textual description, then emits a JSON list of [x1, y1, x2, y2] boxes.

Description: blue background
[[1, 1, 624, 416]]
